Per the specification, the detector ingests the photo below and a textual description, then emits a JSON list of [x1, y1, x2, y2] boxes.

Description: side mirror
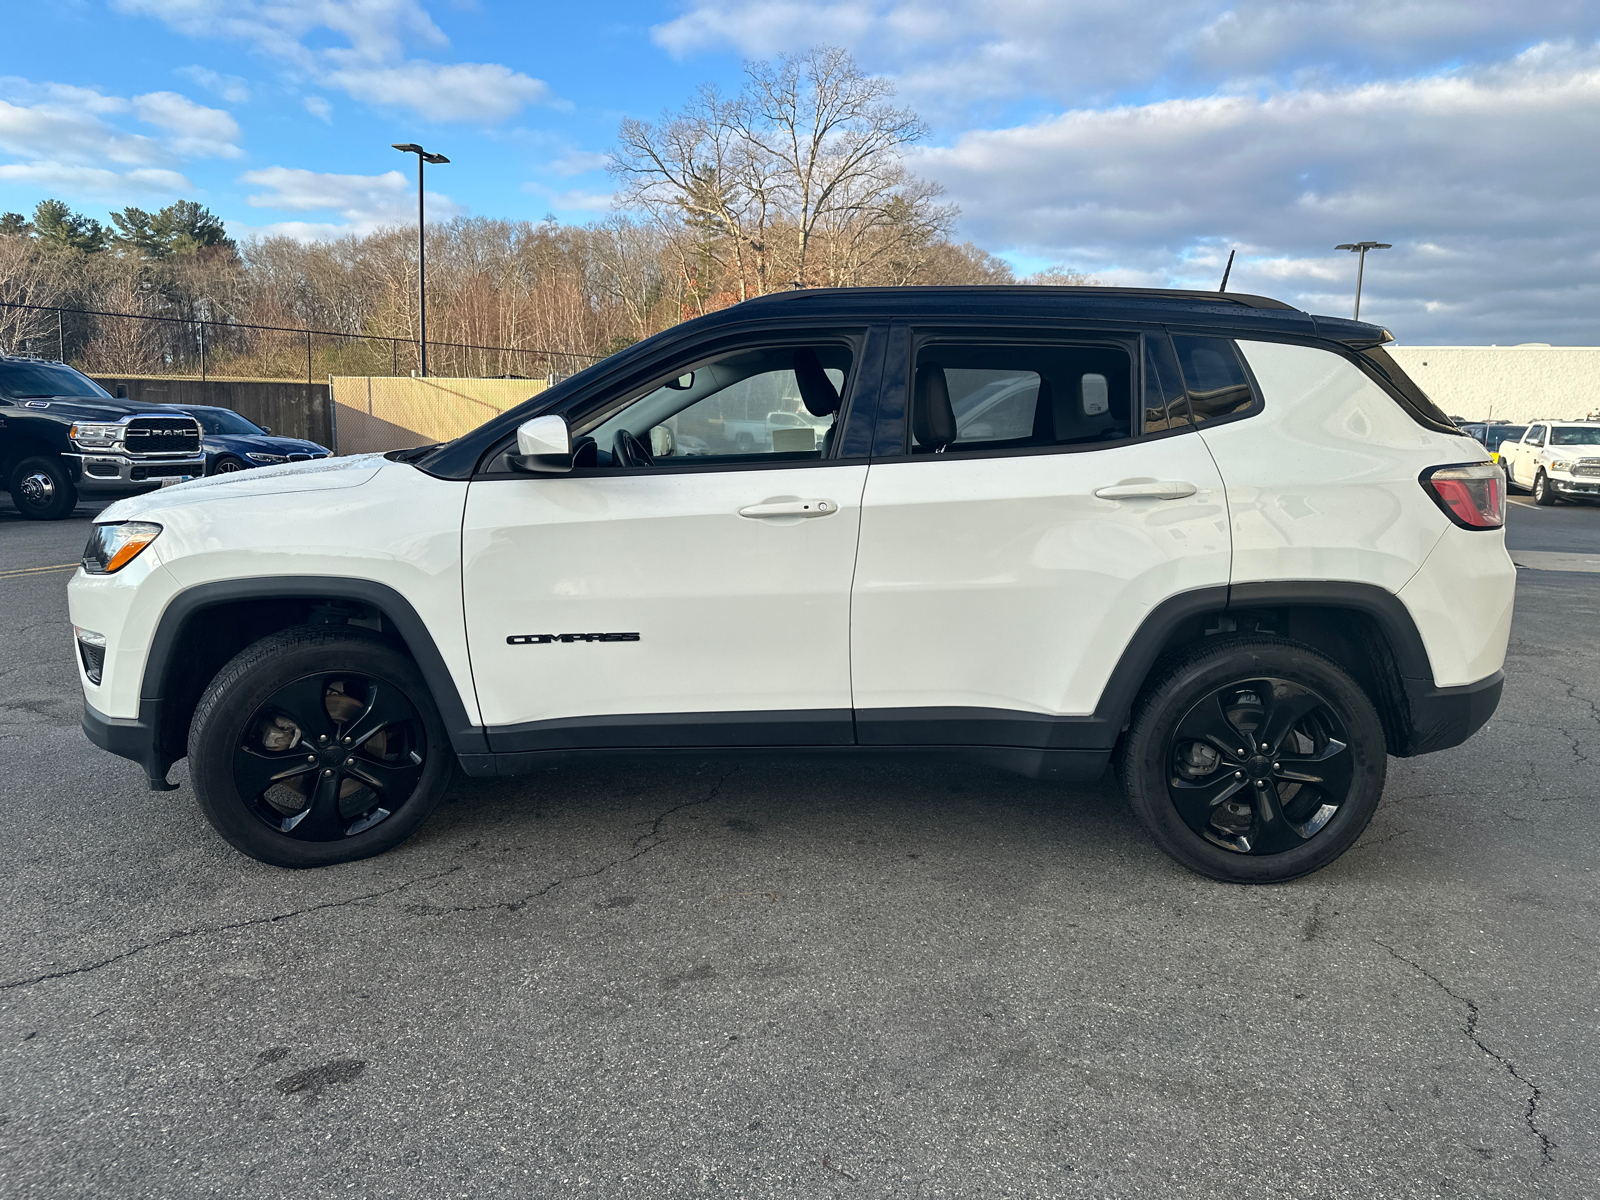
[[260, 424, 272, 434], [510, 414, 573, 474], [115, 384, 128, 398]]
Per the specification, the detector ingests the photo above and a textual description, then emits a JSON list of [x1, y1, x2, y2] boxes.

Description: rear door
[[848, 324, 1231, 751]]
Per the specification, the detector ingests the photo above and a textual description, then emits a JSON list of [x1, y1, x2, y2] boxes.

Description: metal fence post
[[199, 320, 207, 382], [57, 308, 64, 363], [391, 339, 398, 377], [305, 330, 312, 385]]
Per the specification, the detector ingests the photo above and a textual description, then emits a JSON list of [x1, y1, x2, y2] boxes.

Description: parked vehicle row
[[69, 286, 1512, 886], [0, 355, 330, 519], [1499, 420, 1600, 504]]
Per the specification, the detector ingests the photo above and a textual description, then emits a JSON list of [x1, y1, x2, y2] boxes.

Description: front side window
[[583, 344, 851, 467], [910, 342, 1132, 454], [1527, 426, 1546, 446], [1172, 335, 1255, 423]]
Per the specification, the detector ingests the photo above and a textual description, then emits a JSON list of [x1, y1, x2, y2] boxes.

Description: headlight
[[247, 452, 287, 463], [82, 521, 163, 574], [1550, 460, 1575, 472], [70, 422, 123, 449]]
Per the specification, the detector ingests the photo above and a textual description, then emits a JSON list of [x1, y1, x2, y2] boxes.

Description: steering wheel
[[612, 428, 655, 468]]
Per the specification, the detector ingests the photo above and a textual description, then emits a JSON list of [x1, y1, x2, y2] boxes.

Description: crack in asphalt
[[0, 864, 463, 992], [1378, 942, 1554, 1164], [412, 765, 740, 916]]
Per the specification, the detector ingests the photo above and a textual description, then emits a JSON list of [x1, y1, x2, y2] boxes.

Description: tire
[[1502, 460, 1518, 492], [188, 626, 452, 868], [1533, 470, 1557, 505], [212, 455, 248, 475], [1119, 636, 1387, 884], [8, 455, 78, 520], [734, 432, 756, 452]]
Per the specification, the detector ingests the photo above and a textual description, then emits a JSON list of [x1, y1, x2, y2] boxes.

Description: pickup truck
[[722, 409, 833, 452], [0, 355, 205, 519], [1499, 420, 1600, 505]]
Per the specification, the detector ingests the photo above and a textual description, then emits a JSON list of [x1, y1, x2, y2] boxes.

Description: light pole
[[392, 142, 449, 376], [1335, 241, 1391, 322]]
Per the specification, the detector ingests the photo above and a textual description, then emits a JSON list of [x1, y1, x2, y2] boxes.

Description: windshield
[[1550, 426, 1600, 446], [182, 407, 265, 435], [0, 361, 112, 400]]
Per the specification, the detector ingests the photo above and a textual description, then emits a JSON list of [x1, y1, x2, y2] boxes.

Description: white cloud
[[521, 182, 615, 213], [0, 163, 192, 195], [907, 47, 1600, 341], [118, 0, 557, 124], [130, 91, 242, 157], [175, 65, 250, 104], [652, 1, 1600, 115], [0, 78, 238, 206], [303, 95, 333, 123], [548, 149, 611, 177], [113, 0, 446, 66], [240, 165, 464, 234], [325, 60, 550, 123]]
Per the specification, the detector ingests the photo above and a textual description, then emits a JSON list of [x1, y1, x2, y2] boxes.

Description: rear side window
[[1142, 334, 1191, 433], [1172, 336, 1255, 423], [910, 343, 1133, 453]]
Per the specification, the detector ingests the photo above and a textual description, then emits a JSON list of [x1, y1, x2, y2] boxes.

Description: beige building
[[1386, 345, 1600, 424]]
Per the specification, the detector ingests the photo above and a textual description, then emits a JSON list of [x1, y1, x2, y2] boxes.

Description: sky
[[3, 0, 1600, 343]]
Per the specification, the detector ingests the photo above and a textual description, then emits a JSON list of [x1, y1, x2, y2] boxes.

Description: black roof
[[415, 285, 1395, 478]]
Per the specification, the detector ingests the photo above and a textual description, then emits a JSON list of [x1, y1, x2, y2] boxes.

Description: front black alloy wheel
[[212, 454, 248, 474], [1120, 637, 1386, 883], [189, 627, 451, 867]]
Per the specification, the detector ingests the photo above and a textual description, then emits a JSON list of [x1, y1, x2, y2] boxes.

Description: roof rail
[[739, 284, 1300, 311]]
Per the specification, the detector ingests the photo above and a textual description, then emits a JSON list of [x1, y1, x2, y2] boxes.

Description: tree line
[[0, 48, 1087, 381]]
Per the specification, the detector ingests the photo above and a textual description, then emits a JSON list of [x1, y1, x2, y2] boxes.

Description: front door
[[462, 335, 874, 752], [850, 326, 1233, 751]]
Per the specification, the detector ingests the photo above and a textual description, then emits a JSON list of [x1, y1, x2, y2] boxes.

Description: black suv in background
[[0, 356, 205, 519]]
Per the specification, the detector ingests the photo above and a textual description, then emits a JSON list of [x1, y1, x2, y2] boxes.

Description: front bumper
[[83, 698, 178, 790], [1400, 670, 1503, 756], [65, 452, 207, 494], [1549, 473, 1600, 496]]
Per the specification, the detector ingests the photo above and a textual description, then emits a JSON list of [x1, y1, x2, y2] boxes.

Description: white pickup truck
[[1500, 420, 1600, 504]]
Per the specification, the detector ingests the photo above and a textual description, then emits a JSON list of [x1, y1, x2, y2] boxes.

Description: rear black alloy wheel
[[1120, 637, 1386, 883], [189, 627, 450, 867]]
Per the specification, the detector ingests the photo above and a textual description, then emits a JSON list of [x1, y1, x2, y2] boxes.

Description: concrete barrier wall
[[90, 376, 333, 446], [1386, 346, 1600, 424], [329, 376, 548, 455]]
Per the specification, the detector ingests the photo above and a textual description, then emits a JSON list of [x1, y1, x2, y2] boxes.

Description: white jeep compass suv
[[69, 287, 1513, 883]]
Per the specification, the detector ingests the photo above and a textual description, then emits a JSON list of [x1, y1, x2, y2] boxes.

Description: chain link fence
[[0, 300, 597, 386]]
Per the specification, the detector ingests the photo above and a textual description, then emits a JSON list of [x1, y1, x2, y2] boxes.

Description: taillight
[[1421, 463, 1505, 530]]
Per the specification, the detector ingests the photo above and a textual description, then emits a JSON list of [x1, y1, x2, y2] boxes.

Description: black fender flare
[[1092, 579, 1439, 736], [141, 576, 486, 755]]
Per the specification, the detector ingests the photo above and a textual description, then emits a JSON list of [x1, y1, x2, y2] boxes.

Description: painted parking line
[[0, 563, 78, 580], [1511, 551, 1600, 574]]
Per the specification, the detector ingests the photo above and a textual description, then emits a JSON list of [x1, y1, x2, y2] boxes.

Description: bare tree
[[740, 47, 930, 287], [0, 234, 72, 356]]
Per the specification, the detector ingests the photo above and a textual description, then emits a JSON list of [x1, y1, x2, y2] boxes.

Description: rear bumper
[[1400, 670, 1503, 756], [82, 699, 177, 790]]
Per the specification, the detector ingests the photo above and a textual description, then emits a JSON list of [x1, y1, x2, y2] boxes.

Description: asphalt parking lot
[[2, 492, 1597, 1199]]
